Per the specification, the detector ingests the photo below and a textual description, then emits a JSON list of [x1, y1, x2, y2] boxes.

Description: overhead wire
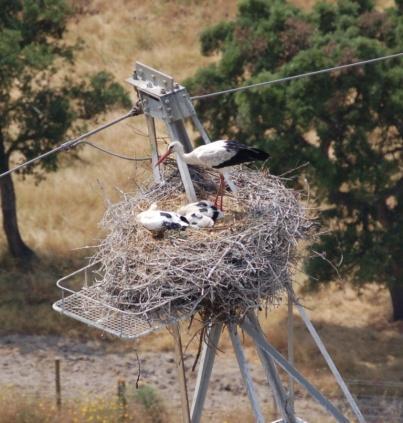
[[126, 123, 170, 143], [0, 106, 142, 179], [190, 51, 403, 100], [126, 123, 149, 138], [1, 51, 402, 179], [79, 140, 150, 161]]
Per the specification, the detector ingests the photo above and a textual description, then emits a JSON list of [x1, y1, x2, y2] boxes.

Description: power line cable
[[127, 123, 170, 143], [190, 51, 403, 100], [2, 52, 402, 179], [127, 123, 149, 138], [0, 106, 142, 179], [80, 140, 150, 161]]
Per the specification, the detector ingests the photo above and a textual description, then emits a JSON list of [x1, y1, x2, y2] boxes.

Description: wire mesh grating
[[53, 263, 167, 339]]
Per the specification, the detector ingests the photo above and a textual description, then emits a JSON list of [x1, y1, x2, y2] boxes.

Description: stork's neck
[[177, 150, 199, 166]]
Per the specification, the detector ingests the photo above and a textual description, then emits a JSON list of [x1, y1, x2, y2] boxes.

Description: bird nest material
[[90, 164, 315, 324]]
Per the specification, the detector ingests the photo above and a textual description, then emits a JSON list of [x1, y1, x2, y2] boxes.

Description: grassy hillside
[[0, 0, 400, 349], [0, 0, 398, 304], [1, 0, 238, 257], [0, 1, 401, 421], [0, 0, 395, 257]]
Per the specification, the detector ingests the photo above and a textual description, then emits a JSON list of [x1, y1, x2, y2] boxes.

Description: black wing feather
[[212, 210, 220, 221], [213, 141, 269, 169], [162, 221, 181, 230]]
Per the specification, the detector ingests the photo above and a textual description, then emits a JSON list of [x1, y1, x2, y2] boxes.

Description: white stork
[[156, 140, 269, 210], [136, 203, 189, 236], [186, 212, 215, 229], [177, 200, 224, 222]]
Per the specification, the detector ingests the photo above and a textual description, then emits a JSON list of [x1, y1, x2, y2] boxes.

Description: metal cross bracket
[[127, 62, 212, 202]]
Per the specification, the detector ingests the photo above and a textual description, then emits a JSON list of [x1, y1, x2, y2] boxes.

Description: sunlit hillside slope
[[0, 2, 401, 422], [1, 0, 241, 256], [0, 0, 395, 256]]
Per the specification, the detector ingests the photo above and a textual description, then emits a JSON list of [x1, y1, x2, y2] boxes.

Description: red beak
[[155, 149, 172, 167]]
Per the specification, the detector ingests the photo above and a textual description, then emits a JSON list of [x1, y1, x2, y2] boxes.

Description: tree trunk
[[389, 285, 403, 321], [0, 140, 35, 261]]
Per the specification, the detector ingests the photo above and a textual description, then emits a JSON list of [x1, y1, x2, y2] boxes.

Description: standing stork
[[156, 140, 270, 210]]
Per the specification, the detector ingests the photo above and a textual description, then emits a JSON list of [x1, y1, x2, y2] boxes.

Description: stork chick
[[177, 200, 224, 222], [136, 203, 189, 236], [187, 212, 215, 229]]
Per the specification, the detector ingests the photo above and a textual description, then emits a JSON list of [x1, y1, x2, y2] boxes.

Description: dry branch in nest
[[90, 164, 315, 324]]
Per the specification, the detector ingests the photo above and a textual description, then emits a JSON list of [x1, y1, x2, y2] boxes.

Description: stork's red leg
[[214, 183, 220, 208], [219, 174, 225, 211], [214, 174, 225, 211], [219, 175, 224, 211]]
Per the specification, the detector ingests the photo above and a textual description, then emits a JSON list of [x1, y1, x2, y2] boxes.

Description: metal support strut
[[191, 323, 223, 423], [296, 303, 366, 423], [242, 314, 350, 423], [172, 323, 191, 423], [125, 63, 365, 423], [229, 324, 265, 423], [127, 62, 237, 202], [247, 312, 297, 423], [127, 62, 211, 202]]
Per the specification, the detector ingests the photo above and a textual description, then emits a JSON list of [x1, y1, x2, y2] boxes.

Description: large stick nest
[[90, 164, 315, 324]]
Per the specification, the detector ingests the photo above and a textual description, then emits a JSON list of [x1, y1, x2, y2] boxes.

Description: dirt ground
[[1, 285, 402, 421], [0, 334, 339, 422]]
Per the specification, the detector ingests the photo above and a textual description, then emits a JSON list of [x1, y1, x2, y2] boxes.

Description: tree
[[187, 0, 403, 320], [0, 0, 130, 260]]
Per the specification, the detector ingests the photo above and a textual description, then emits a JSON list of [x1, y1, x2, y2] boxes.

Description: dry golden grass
[[0, 0, 239, 257], [0, 385, 169, 423], [1, 3, 402, 421], [0, 0, 395, 256]]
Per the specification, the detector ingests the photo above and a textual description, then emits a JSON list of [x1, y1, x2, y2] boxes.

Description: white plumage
[[186, 212, 214, 229], [136, 203, 189, 233], [156, 139, 269, 173], [156, 140, 269, 210], [177, 200, 224, 222], [173, 140, 240, 169]]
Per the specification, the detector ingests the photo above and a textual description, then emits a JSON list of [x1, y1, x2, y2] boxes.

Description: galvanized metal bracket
[[127, 62, 213, 201], [126, 62, 238, 202], [127, 62, 196, 124]]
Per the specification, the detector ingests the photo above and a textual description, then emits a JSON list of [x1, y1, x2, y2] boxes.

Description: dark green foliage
[[187, 0, 403, 318], [0, 0, 130, 258], [0, 1, 130, 176], [200, 21, 234, 55]]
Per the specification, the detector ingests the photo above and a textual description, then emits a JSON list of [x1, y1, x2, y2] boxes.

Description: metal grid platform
[[53, 263, 165, 339]]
